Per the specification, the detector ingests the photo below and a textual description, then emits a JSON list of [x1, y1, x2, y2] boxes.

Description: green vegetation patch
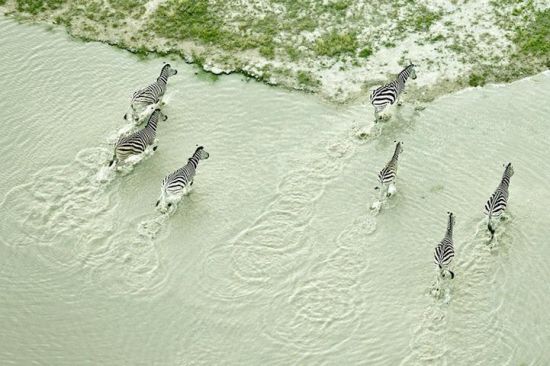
[[149, 0, 232, 46], [468, 72, 486, 87], [325, 0, 352, 12], [397, 5, 442, 33], [358, 45, 373, 58], [16, 0, 64, 14], [513, 9, 550, 60], [314, 31, 357, 57], [297, 70, 320, 88]]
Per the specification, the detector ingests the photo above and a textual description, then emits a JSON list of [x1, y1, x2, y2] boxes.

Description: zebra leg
[[488, 219, 496, 240], [184, 182, 194, 195], [381, 184, 389, 200], [108, 152, 118, 167], [387, 182, 397, 197]]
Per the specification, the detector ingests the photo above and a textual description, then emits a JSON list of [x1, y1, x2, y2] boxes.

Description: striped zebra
[[156, 146, 210, 209], [376, 141, 403, 197], [124, 63, 178, 122], [434, 212, 455, 279], [484, 163, 514, 239], [370, 63, 417, 120], [109, 109, 166, 167]]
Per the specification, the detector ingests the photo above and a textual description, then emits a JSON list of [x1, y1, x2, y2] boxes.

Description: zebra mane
[[446, 212, 455, 237], [392, 142, 403, 159], [158, 64, 172, 81], [187, 146, 203, 162], [399, 64, 415, 77], [503, 163, 514, 178]]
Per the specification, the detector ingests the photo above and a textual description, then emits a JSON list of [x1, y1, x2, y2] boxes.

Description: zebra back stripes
[[484, 162, 514, 237], [434, 212, 455, 278], [110, 109, 166, 166], [370, 64, 417, 114], [378, 141, 403, 184], [156, 146, 210, 207]]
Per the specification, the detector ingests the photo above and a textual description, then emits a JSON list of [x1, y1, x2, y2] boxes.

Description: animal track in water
[[199, 139, 357, 303], [260, 215, 375, 355], [401, 219, 518, 365], [0, 147, 167, 297], [0, 148, 116, 249], [83, 227, 167, 297]]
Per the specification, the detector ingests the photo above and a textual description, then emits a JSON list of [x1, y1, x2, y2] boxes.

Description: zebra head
[[503, 162, 514, 177], [195, 146, 210, 160], [447, 211, 455, 226], [409, 64, 417, 80], [394, 141, 404, 155], [162, 63, 178, 77]]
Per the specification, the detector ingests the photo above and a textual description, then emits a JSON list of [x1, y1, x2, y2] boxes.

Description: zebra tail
[[448, 270, 455, 279]]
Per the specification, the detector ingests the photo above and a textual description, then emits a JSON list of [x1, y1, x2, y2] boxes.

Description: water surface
[[0, 17, 549, 365]]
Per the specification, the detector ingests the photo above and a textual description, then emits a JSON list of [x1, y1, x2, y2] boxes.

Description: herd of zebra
[[106, 62, 514, 281], [107, 63, 209, 212], [371, 65, 514, 280]]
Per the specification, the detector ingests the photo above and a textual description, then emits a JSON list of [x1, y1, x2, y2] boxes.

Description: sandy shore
[[1, 0, 548, 103]]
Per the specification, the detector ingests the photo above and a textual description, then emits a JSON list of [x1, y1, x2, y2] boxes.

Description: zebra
[[370, 63, 417, 120], [376, 141, 403, 198], [109, 109, 167, 167], [434, 211, 455, 279], [484, 163, 514, 239], [124, 63, 178, 123], [156, 146, 210, 210]]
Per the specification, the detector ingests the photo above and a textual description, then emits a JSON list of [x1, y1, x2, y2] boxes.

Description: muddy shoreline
[[2, 0, 548, 104]]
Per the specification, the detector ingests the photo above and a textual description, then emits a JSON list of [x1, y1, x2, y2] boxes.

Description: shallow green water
[[0, 17, 549, 365]]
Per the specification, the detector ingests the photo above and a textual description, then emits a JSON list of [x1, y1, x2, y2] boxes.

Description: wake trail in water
[[199, 128, 371, 303], [0, 145, 167, 297], [260, 215, 375, 357], [400, 219, 518, 365]]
